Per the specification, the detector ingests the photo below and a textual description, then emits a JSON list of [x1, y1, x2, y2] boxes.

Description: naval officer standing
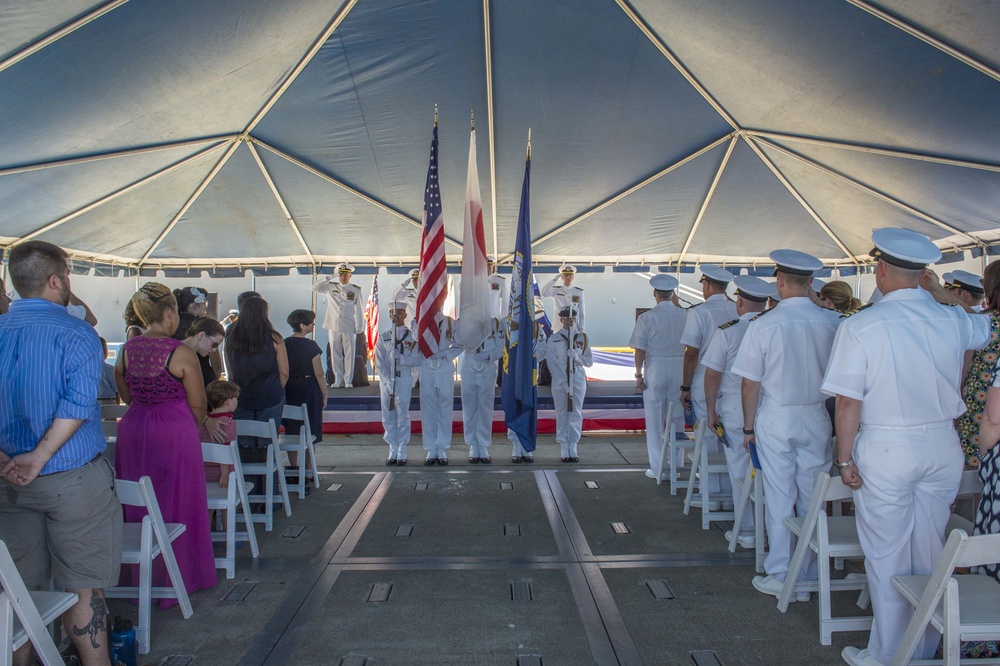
[[375, 302, 421, 465], [541, 265, 586, 331], [545, 307, 593, 462], [312, 263, 365, 388]]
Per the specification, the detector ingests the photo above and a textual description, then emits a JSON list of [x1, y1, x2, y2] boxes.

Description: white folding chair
[[944, 469, 983, 538], [0, 540, 78, 666], [777, 471, 871, 644], [202, 441, 260, 579], [681, 421, 709, 513], [279, 403, 320, 499], [683, 419, 735, 528], [728, 459, 767, 572], [236, 419, 292, 532], [105, 476, 193, 655], [658, 405, 697, 494], [655, 403, 675, 487], [892, 530, 1000, 666], [100, 404, 127, 421]]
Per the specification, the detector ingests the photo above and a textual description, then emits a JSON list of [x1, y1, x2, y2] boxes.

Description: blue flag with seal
[[502, 152, 537, 452]]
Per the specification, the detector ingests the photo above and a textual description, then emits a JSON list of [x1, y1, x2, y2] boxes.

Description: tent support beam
[[616, 0, 739, 130], [242, 0, 359, 135], [246, 141, 316, 268], [755, 137, 981, 246], [0, 0, 130, 74], [0, 135, 238, 176], [10, 142, 230, 246], [250, 137, 464, 250], [482, 0, 499, 259], [528, 132, 734, 252], [744, 131, 1000, 172], [138, 140, 242, 265], [744, 135, 858, 264], [844, 0, 1000, 83], [676, 136, 737, 266]]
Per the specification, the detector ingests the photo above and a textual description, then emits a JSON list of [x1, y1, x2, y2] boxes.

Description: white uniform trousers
[[551, 372, 588, 458], [460, 360, 497, 458], [420, 359, 455, 456], [755, 400, 832, 582], [642, 356, 684, 474], [691, 366, 725, 495], [718, 394, 753, 534], [509, 429, 530, 458], [328, 330, 356, 386], [854, 424, 962, 664], [380, 373, 414, 460]]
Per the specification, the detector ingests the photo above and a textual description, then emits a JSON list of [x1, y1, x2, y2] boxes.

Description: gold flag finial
[[434, 104, 439, 127], [470, 109, 475, 131], [527, 128, 532, 160]]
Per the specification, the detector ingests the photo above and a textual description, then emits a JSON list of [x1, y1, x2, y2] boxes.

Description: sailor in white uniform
[[459, 317, 504, 463], [420, 312, 461, 464], [374, 302, 421, 465], [824, 229, 991, 666], [702, 275, 771, 547], [541, 265, 585, 331], [733, 249, 841, 602], [951, 269, 985, 311], [629, 274, 687, 479], [391, 268, 420, 328], [312, 263, 365, 388], [680, 264, 737, 505], [487, 258, 508, 320], [509, 322, 547, 463], [545, 306, 593, 462]]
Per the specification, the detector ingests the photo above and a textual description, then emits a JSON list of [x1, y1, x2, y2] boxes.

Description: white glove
[[569, 349, 583, 364]]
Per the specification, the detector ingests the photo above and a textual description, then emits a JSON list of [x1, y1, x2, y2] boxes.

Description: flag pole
[[527, 128, 531, 160]]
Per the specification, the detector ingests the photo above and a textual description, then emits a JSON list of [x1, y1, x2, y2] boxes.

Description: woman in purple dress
[[114, 282, 217, 604]]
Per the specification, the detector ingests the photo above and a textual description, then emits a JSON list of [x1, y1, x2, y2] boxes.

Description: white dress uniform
[[419, 314, 461, 462], [312, 271, 365, 387], [509, 329, 547, 461], [733, 292, 840, 584], [541, 274, 585, 331], [545, 322, 593, 459], [391, 277, 418, 329], [822, 232, 991, 664], [458, 318, 504, 461], [374, 323, 420, 463], [488, 273, 508, 320], [629, 286, 687, 475]]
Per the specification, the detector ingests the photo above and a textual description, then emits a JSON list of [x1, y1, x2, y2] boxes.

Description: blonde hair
[[820, 280, 862, 313], [131, 282, 177, 327]]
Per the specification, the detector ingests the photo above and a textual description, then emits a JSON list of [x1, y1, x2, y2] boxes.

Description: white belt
[[861, 420, 953, 432]]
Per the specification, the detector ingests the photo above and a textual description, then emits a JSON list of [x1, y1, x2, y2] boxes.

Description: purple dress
[[115, 336, 216, 605]]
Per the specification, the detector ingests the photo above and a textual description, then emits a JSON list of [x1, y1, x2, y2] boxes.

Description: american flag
[[416, 122, 447, 357], [364, 274, 379, 367]]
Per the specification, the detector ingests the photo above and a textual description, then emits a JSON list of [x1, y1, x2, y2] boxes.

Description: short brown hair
[[8, 241, 68, 298], [205, 380, 240, 411]]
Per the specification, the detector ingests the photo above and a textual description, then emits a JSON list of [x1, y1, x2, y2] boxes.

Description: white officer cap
[[768, 282, 781, 302], [650, 274, 679, 292], [409, 268, 419, 279], [699, 264, 735, 285], [337, 262, 354, 274], [942, 271, 956, 289], [812, 278, 826, 293], [951, 269, 984, 295], [869, 227, 941, 269], [560, 264, 577, 275], [769, 249, 823, 276], [733, 275, 771, 302]]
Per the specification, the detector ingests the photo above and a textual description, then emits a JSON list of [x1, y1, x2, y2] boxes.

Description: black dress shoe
[[480, 456, 492, 464], [468, 457, 481, 464], [397, 458, 407, 466], [511, 456, 523, 464], [424, 457, 437, 466], [521, 455, 534, 464], [437, 457, 449, 466], [569, 456, 579, 463], [560, 457, 571, 463], [386, 458, 397, 466]]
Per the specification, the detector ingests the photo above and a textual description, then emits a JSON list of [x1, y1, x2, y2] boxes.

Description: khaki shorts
[[0, 456, 123, 590]]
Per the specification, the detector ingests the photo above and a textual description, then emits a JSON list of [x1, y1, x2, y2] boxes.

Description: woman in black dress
[[283, 309, 327, 446]]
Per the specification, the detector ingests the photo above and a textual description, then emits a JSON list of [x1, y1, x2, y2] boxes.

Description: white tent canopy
[[1, 0, 998, 272]]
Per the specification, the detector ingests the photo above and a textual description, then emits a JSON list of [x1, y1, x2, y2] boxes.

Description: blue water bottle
[[109, 616, 138, 666]]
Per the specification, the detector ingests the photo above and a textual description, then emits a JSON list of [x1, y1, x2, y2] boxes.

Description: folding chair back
[[681, 421, 708, 513], [0, 540, 77, 666], [236, 418, 291, 531], [728, 459, 767, 572], [655, 403, 675, 487], [202, 441, 260, 578], [106, 476, 193, 654], [279, 403, 320, 499]]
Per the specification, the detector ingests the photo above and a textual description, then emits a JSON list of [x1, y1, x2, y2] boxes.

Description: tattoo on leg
[[72, 589, 106, 649]]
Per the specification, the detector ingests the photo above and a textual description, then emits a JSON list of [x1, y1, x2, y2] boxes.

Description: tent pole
[[138, 140, 242, 265], [845, 0, 1000, 83], [527, 133, 733, 254], [676, 136, 738, 265], [0, 0, 130, 75], [744, 131, 1000, 173], [743, 135, 859, 264], [246, 141, 316, 268], [755, 137, 982, 247], [482, 0, 499, 260], [11, 141, 230, 246]]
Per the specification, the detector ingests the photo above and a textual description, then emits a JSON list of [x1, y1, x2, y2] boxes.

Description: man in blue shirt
[[0, 240, 122, 666]]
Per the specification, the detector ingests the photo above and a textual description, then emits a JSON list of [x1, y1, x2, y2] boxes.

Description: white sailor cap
[[769, 249, 823, 277], [942, 272, 956, 289], [812, 278, 826, 293], [768, 282, 781, 302], [390, 300, 408, 311], [650, 274, 679, 292], [336, 262, 355, 274], [699, 264, 735, 285], [951, 269, 984, 295], [560, 264, 577, 275], [558, 306, 579, 318], [869, 228, 941, 270], [733, 275, 771, 302]]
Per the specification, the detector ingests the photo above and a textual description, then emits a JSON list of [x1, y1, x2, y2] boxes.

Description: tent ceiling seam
[[9, 141, 230, 247], [529, 132, 735, 251], [744, 134, 858, 263], [755, 136, 982, 246], [246, 141, 315, 267], [844, 0, 1000, 83], [615, 0, 739, 130], [676, 136, 738, 265]]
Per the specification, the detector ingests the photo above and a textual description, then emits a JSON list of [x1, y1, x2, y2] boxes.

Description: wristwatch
[[833, 457, 855, 469], [634, 373, 643, 379]]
